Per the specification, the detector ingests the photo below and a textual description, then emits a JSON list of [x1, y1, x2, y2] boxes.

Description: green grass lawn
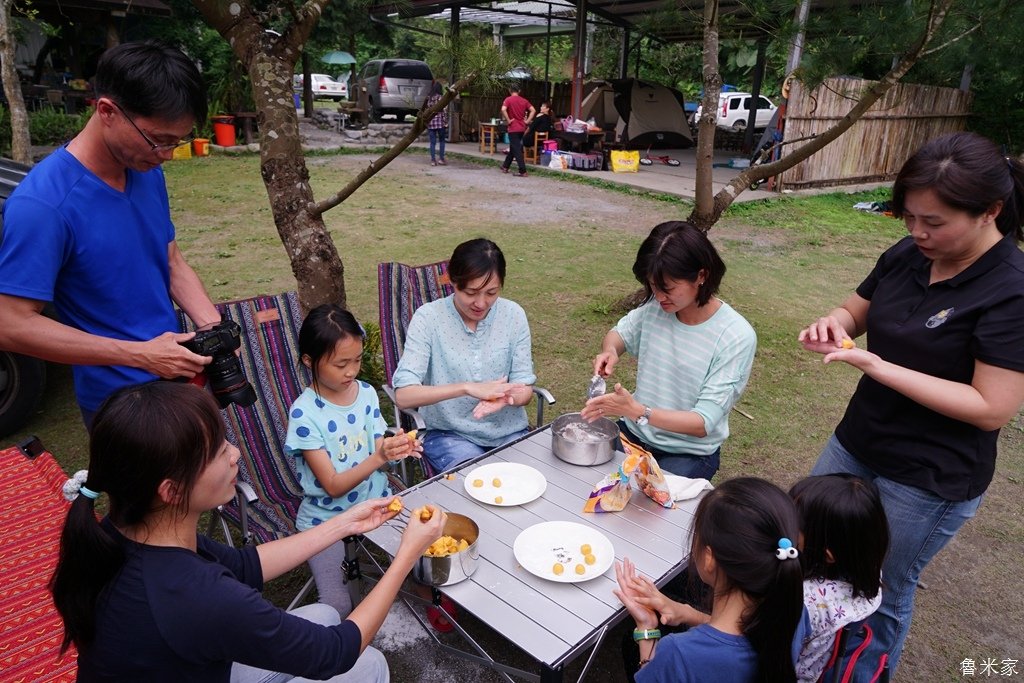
[[7, 152, 1020, 681]]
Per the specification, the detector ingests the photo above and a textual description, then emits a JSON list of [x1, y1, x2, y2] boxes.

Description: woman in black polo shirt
[[797, 132, 1024, 679]]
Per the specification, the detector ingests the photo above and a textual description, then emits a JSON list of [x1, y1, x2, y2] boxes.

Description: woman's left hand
[[340, 498, 394, 535], [801, 341, 881, 373], [580, 383, 638, 422]]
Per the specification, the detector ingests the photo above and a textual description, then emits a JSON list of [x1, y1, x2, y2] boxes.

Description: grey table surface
[[364, 425, 701, 671]]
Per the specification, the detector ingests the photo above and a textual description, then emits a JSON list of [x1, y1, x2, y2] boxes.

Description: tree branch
[[708, 0, 954, 216], [310, 75, 478, 217], [921, 21, 980, 57]]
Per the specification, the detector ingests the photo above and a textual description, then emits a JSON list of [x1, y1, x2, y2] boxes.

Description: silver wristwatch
[[636, 405, 652, 426]]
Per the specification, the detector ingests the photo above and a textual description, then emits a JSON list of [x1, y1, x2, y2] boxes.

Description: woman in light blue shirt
[[392, 239, 538, 471], [581, 221, 756, 480]]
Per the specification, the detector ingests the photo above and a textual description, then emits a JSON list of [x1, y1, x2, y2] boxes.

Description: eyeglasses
[[110, 100, 195, 151]]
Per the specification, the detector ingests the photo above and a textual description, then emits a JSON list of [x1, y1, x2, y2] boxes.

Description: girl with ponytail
[[615, 477, 806, 682]]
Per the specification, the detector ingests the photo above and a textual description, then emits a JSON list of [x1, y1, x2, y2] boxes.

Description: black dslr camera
[[182, 320, 258, 408]]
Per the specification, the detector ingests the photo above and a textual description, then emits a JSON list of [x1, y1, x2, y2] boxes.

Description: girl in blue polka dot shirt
[[286, 304, 421, 616]]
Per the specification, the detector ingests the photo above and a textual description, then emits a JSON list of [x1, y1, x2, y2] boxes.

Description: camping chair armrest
[[531, 386, 556, 427], [236, 481, 258, 504], [234, 481, 258, 546], [382, 384, 427, 431]]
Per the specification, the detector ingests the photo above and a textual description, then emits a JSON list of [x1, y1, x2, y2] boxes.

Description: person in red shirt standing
[[500, 84, 535, 177]]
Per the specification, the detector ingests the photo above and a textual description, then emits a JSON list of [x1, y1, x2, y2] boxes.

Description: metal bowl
[[551, 412, 619, 467], [412, 512, 480, 586]]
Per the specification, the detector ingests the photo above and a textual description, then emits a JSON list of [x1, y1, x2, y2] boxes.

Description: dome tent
[[580, 78, 693, 149]]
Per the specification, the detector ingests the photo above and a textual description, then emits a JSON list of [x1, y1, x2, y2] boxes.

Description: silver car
[[357, 59, 434, 123]]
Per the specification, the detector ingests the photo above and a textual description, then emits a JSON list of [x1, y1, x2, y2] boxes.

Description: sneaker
[[430, 160, 437, 166], [438, 159, 447, 166], [515, 170, 528, 177], [500, 165, 509, 174]]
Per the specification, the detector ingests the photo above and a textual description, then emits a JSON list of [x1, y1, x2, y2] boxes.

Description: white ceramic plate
[[463, 462, 547, 507], [513, 521, 615, 583]]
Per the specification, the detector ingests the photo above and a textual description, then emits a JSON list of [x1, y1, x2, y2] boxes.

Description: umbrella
[[321, 51, 356, 65]]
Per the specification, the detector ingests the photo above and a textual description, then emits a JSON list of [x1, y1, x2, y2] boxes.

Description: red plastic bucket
[[211, 116, 236, 147]]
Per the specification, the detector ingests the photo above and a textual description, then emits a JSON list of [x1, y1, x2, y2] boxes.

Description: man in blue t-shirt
[[0, 41, 220, 426]]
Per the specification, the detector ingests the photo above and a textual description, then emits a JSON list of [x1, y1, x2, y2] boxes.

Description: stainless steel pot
[[551, 412, 619, 467], [412, 512, 480, 586]]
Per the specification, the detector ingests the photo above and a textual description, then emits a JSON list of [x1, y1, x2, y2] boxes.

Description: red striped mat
[[0, 445, 77, 681]]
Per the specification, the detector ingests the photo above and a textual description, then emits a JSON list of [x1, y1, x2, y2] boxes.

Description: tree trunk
[[0, 1, 32, 164], [691, 0, 721, 230], [690, 0, 955, 229], [193, 0, 346, 312]]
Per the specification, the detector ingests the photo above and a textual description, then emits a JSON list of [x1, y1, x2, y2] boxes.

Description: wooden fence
[[778, 77, 972, 189]]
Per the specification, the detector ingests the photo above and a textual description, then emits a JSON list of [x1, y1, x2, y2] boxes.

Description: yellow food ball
[[414, 506, 433, 522], [492, 478, 502, 487], [841, 338, 856, 349], [472, 479, 484, 488], [580, 543, 592, 555], [387, 498, 403, 513], [494, 496, 503, 504], [575, 564, 586, 575], [552, 563, 565, 575], [584, 554, 596, 565], [406, 429, 418, 442]]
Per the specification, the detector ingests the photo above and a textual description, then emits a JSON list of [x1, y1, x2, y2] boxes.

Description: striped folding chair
[[376, 261, 556, 478], [0, 439, 78, 681], [180, 292, 405, 609]]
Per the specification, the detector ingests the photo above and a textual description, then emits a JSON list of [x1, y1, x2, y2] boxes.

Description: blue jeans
[[618, 421, 721, 480], [428, 127, 446, 162], [812, 434, 983, 679], [422, 428, 529, 473]]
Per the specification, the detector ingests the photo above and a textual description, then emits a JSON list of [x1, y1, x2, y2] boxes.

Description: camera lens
[[206, 353, 257, 408]]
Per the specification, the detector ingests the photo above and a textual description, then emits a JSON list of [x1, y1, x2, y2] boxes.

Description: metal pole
[[618, 27, 630, 79], [545, 4, 552, 100], [743, 39, 767, 154], [785, 0, 810, 75], [450, 6, 461, 142], [571, 0, 588, 117]]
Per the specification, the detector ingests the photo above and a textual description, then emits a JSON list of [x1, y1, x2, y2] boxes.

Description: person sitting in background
[[524, 101, 554, 147]]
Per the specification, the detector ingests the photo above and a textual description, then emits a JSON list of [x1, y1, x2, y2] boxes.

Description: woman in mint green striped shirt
[[581, 221, 756, 480]]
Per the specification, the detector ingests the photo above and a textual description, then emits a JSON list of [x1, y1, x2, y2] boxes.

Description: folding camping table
[[362, 425, 701, 682]]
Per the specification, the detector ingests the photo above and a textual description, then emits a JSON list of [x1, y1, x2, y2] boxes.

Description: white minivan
[[696, 92, 777, 130]]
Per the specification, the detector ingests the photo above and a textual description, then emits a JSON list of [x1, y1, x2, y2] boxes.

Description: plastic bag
[[620, 435, 674, 508], [548, 151, 569, 170], [582, 469, 631, 513], [610, 149, 640, 173]]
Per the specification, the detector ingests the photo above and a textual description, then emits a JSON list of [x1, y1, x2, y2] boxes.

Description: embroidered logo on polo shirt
[[925, 307, 954, 328]]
